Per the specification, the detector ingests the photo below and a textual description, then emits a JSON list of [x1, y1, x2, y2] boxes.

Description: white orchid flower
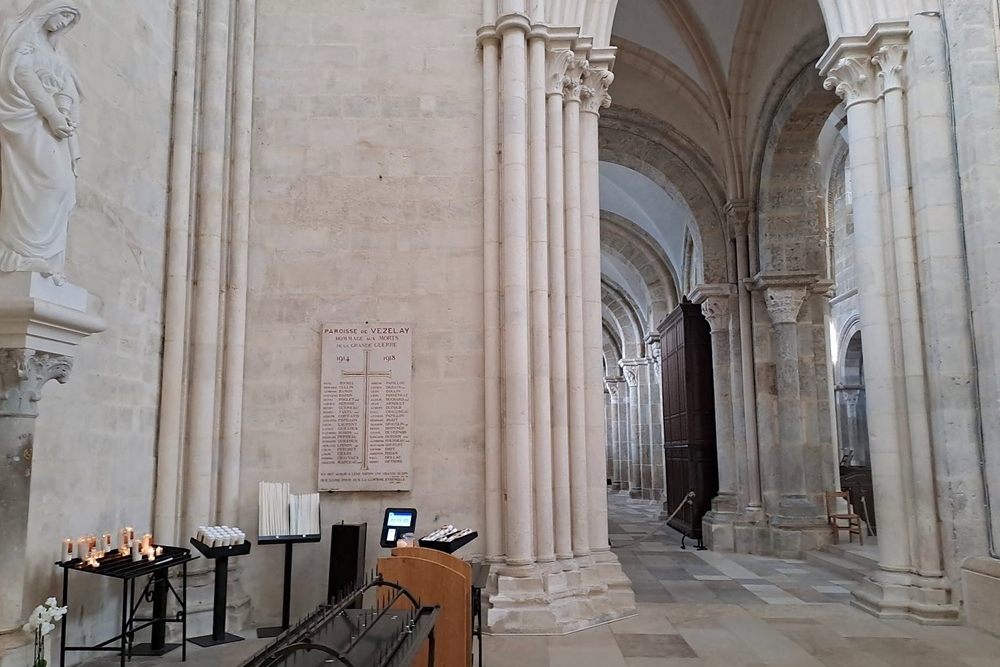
[[44, 597, 58, 607], [39, 621, 54, 636]]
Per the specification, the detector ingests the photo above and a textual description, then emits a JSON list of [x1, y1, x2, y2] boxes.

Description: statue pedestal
[[0, 272, 105, 355], [0, 272, 105, 633]]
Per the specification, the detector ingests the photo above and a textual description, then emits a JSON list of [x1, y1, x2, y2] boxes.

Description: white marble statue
[[0, 0, 81, 285]]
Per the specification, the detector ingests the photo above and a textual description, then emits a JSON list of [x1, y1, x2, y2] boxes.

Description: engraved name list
[[319, 324, 412, 491]]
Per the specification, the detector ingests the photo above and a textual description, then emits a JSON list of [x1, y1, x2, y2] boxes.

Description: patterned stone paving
[[608, 494, 858, 607], [481, 493, 1000, 667]]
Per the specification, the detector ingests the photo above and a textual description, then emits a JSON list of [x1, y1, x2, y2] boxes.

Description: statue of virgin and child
[[0, 0, 82, 286]]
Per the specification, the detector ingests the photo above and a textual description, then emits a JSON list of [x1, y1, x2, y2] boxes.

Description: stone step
[[804, 549, 873, 583], [822, 542, 879, 569]]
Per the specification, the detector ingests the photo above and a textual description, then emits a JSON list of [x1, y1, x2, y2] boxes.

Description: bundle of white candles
[[195, 525, 246, 548], [289, 492, 320, 536], [258, 483, 321, 537], [258, 482, 290, 537]]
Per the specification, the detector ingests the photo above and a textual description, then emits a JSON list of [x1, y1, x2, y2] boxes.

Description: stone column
[[497, 11, 534, 566], [563, 54, 589, 556], [620, 360, 642, 497], [0, 350, 71, 631], [693, 286, 737, 551], [907, 12, 984, 594], [527, 17, 555, 566], [758, 276, 829, 555], [604, 383, 614, 485], [606, 377, 626, 490], [545, 47, 573, 562], [823, 40, 915, 590], [727, 202, 763, 514], [646, 338, 665, 501], [581, 63, 614, 553], [478, 22, 503, 560], [616, 387, 630, 493], [184, 0, 232, 538], [636, 358, 654, 498]]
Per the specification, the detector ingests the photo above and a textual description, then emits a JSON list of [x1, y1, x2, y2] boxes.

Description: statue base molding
[[0, 271, 106, 354]]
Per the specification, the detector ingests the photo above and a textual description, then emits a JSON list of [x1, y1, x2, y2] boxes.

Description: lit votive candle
[[61, 538, 74, 563], [77, 537, 89, 560], [155, 546, 163, 556], [131, 539, 142, 562], [141, 533, 152, 551], [101, 533, 113, 553]]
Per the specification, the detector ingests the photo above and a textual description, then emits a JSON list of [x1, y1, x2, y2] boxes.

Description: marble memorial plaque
[[320, 323, 412, 491]]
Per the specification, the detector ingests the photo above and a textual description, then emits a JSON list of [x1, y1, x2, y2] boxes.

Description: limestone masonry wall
[[242, 0, 485, 624]]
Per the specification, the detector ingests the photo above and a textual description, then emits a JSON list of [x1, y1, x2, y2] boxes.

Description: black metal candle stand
[[417, 530, 478, 554], [57, 545, 195, 667], [187, 538, 254, 647], [256, 534, 322, 638]]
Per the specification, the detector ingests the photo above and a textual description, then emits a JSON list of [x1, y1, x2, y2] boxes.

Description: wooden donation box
[[378, 547, 472, 667], [658, 302, 718, 545]]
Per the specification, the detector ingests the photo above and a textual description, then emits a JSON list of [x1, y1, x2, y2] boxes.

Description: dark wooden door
[[658, 303, 718, 541]]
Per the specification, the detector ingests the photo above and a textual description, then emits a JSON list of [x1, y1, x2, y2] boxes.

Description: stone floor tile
[[717, 617, 829, 666], [613, 633, 697, 659], [548, 645, 627, 667], [609, 606, 679, 635]]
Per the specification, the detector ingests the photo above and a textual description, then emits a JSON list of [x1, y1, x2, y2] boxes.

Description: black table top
[[56, 545, 196, 580]]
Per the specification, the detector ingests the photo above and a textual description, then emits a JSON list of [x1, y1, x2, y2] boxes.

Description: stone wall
[[241, 0, 485, 624], [14, 0, 177, 650], [944, 0, 1000, 633]]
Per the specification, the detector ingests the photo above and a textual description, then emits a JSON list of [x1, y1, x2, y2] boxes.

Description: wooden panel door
[[658, 303, 718, 541]]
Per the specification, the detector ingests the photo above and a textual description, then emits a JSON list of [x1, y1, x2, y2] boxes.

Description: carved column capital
[[724, 200, 751, 238], [605, 377, 625, 403], [546, 49, 573, 96], [0, 349, 72, 418], [562, 56, 588, 103], [580, 66, 613, 115], [762, 287, 808, 325], [619, 359, 642, 387], [700, 297, 732, 333], [824, 55, 879, 107], [872, 42, 907, 93]]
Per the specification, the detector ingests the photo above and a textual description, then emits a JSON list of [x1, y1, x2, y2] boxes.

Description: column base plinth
[[702, 510, 737, 552], [852, 568, 957, 625], [733, 515, 830, 558], [485, 554, 636, 634]]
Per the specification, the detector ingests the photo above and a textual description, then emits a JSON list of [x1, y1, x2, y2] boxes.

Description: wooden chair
[[825, 491, 864, 545]]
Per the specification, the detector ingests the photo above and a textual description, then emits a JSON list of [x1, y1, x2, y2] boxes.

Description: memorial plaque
[[320, 323, 412, 491]]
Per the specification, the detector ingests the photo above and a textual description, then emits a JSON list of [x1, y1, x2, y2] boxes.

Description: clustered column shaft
[[480, 13, 614, 569]]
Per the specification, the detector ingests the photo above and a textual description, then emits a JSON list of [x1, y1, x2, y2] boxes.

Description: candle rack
[[57, 545, 196, 667], [256, 533, 322, 638], [417, 530, 478, 554], [239, 575, 440, 667], [188, 538, 254, 647]]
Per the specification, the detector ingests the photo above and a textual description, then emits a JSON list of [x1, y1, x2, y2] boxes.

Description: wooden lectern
[[378, 546, 472, 667]]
